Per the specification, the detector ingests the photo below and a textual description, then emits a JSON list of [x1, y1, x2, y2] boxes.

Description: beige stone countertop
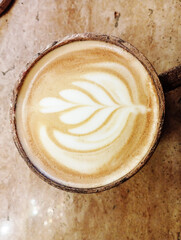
[[0, 0, 181, 239]]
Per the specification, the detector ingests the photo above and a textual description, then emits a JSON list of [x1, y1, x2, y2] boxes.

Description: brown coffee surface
[[16, 40, 159, 188]]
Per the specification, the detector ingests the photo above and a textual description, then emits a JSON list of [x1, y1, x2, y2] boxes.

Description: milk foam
[[16, 40, 159, 188]]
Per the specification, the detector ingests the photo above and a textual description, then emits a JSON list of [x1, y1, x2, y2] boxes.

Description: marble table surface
[[0, 0, 180, 239]]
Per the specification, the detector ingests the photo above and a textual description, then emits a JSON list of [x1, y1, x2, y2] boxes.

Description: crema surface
[[16, 40, 159, 188]]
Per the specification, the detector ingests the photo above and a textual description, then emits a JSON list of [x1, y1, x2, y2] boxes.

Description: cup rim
[[10, 33, 165, 193]]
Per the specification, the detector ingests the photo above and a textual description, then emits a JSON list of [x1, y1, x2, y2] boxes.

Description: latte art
[[39, 71, 150, 172], [16, 40, 160, 188]]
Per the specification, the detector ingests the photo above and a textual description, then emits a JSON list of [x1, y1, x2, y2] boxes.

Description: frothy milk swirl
[[16, 40, 159, 187]]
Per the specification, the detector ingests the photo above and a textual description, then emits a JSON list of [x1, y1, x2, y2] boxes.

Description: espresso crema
[[16, 40, 159, 188]]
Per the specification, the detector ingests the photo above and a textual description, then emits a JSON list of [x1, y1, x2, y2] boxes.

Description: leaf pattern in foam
[[39, 125, 108, 173], [72, 81, 116, 106], [39, 71, 149, 151], [69, 107, 117, 134], [54, 109, 130, 151], [88, 62, 139, 102], [59, 89, 95, 105], [82, 72, 132, 105], [39, 97, 75, 113], [59, 106, 100, 125]]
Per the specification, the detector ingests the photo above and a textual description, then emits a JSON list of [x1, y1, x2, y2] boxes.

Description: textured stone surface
[[0, 0, 180, 239]]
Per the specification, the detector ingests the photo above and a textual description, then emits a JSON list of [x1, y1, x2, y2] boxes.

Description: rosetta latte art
[[16, 40, 159, 185], [39, 70, 149, 152]]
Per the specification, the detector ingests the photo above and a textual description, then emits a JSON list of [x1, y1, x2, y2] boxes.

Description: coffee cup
[[10, 33, 181, 193]]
